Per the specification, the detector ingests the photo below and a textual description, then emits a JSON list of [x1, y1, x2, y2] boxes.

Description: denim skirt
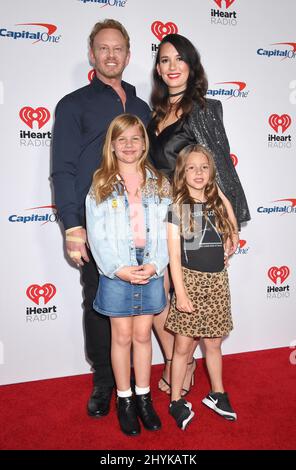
[[93, 248, 167, 317]]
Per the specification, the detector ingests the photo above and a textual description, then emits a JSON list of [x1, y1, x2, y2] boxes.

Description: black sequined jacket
[[188, 99, 250, 227], [148, 98, 251, 227]]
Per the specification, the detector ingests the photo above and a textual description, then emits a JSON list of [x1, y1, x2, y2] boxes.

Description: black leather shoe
[[87, 386, 113, 418], [117, 396, 141, 436], [136, 392, 161, 431]]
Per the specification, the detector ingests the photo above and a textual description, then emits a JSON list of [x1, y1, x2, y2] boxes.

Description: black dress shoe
[[117, 396, 141, 436], [136, 392, 161, 431], [87, 386, 113, 418]]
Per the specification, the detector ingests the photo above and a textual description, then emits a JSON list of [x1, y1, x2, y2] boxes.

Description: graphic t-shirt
[[167, 203, 224, 273]]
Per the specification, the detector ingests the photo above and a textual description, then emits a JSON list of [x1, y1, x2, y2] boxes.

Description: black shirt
[[147, 116, 195, 180], [51, 76, 151, 229], [168, 203, 224, 273]]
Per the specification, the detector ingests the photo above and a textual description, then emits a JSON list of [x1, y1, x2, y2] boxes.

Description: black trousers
[[81, 248, 114, 388]]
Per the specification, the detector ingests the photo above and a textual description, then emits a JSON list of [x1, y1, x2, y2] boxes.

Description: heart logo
[[19, 106, 50, 129], [268, 114, 291, 133], [88, 69, 96, 82], [214, 0, 236, 8], [230, 154, 238, 167], [26, 284, 56, 305], [239, 240, 246, 248], [267, 266, 290, 285], [151, 21, 178, 41]]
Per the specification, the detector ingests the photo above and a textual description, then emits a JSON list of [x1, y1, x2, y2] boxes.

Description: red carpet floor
[[0, 347, 295, 450]]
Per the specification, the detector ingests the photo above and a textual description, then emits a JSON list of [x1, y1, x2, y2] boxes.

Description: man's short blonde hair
[[89, 19, 130, 50]]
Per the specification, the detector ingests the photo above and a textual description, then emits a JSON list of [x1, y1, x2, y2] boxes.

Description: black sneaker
[[169, 398, 195, 430], [202, 392, 237, 421]]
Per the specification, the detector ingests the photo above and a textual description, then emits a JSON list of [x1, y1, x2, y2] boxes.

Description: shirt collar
[[91, 75, 136, 97]]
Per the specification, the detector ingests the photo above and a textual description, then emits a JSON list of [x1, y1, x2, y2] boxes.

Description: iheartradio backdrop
[[1, 0, 295, 385]]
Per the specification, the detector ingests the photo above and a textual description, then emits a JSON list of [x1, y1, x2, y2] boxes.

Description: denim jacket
[[86, 168, 171, 279]]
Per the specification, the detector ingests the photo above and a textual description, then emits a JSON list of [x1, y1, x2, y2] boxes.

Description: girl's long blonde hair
[[173, 144, 234, 242], [91, 114, 165, 203]]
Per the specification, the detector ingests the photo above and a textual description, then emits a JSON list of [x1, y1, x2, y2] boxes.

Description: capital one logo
[[17, 23, 57, 43], [0, 23, 60, 44], [268, 266, 290, 285], [268, 114, 291, 133], [26, 283, 56, 305], [151, 21, 178, 41], [19, 106, 50, 129], [207, 81, 248, 99], [214, 0, 236, 8]]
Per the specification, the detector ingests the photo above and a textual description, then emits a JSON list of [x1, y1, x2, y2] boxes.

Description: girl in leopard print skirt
[[166, 144, 238, 430]]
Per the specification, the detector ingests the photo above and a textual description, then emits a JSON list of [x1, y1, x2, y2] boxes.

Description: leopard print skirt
[[165, 267, 233, 338]]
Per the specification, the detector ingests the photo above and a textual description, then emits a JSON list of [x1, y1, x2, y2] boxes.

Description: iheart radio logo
[[230, 154, 238, 166], [151, 21, 178, 41], [19, 107, 50, 129], [268, 266, 290, 285], [214, 0, 236, 8], [26, 284, 56, 305], [268, 114, 291, 133], [239, 240, 246, 248], [88, 69, 96, 82]]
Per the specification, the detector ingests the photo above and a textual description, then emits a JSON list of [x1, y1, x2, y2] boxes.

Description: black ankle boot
[[136, 392, 161, 431], [117, 396, 141, 436]]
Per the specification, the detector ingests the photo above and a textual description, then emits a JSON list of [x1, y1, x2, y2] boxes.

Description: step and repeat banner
[[1, 0, 295, 385]]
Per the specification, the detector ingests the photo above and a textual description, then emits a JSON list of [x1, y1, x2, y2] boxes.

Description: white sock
[[135, 385, 150, 395], [117, 388, 132, 398]]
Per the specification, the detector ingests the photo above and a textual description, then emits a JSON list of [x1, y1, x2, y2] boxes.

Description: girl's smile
[[112, 124, 145, 168]]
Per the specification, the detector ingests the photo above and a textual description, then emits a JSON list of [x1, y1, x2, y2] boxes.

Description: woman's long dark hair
[[151, 34, 208, 127]]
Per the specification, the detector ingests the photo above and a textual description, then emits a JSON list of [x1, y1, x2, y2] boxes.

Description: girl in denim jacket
[[86, 114, 171, 436]]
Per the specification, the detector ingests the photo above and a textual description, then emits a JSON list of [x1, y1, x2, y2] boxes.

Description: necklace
[[168, 89, 186, 97]]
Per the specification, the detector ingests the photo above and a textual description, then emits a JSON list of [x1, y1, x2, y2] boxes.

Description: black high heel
[[158, 358, 172, 394], [181, 359, 196, 397]]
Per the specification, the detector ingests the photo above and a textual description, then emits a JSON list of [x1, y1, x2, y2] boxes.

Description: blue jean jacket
[[86, 170, 171, 279]]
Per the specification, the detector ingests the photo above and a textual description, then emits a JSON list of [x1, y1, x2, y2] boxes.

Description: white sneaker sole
[[202, 397, 237, 421], [181, 410, 195, 430]]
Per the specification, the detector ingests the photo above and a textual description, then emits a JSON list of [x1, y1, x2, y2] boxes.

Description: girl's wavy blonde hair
[[91, 114, 165, 203], [173, 144, 235, 242]]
